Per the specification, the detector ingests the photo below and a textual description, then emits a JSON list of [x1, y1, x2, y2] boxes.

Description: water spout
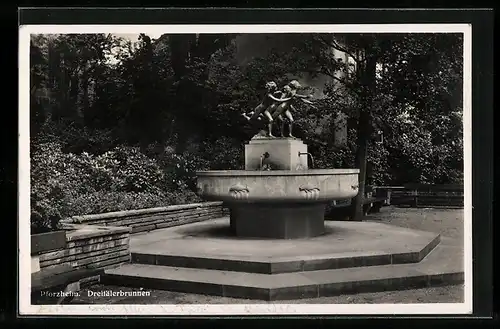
[[298, 152, 315, 169], [260, 152, 270, 170]]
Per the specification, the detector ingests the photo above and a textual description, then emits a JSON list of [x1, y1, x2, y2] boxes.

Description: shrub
[[31, 141, 69, 233], [65, 190, 201, 217], [153, 137, 243, 192], [106, 146, 166, 194], [30, 141, 203, 233], [36, 121, 118, 155]]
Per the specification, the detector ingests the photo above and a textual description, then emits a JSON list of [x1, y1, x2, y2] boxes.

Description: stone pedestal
[[229, 203, 326, 239], [244, 137, 309, 171]]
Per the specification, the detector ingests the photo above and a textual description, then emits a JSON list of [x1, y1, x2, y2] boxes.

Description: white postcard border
[[18, 23, 473, 316]]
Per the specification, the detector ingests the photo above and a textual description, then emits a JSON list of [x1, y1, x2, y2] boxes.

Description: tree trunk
[[82, 65, 89, 122], [351, 111, 370, 220], [350, 55, 377, 221], [70, 73, 82, 124], [168, 34, 194, 81]]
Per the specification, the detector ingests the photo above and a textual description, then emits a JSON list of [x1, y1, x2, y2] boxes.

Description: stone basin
[[196, 169, 360, 204], [195, 137, 360, 239]]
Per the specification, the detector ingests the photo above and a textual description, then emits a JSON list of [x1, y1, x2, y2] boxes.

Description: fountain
[[196, 136, 360, 239], [103, 79, 463, 302], [197, 79, 359, 239]]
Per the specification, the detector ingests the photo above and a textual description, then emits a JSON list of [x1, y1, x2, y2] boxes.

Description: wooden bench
[[325, 195, 388, 220], [366, 196, 389, 213], [31, 264, 104, 305]]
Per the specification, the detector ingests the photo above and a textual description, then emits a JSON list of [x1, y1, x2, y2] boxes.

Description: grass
[[70, 206, 465, 305]]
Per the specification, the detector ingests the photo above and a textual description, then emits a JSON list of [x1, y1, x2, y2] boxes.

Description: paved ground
[[70, 206, 464, 305], [367, 207, 464, 244], [130, 217, 441, 261]]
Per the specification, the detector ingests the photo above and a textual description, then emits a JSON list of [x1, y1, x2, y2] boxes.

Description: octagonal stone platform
[[102, 218, 464, 301], [129, 218, 441, 273]]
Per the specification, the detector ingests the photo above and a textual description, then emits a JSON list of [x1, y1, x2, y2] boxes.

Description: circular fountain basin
[[196, 168, 360, 239], [196, 169, 360, 203]]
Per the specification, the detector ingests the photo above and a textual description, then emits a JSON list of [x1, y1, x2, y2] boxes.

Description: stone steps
[[129, 233, 441, 274], [101, 241, 463, 301]]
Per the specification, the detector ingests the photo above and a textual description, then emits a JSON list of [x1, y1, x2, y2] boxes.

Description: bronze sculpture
[[243, 80, 313, 138], [271, 80, 313, 138], [243, 80, 315, 138], [242, 81, 292, 138]]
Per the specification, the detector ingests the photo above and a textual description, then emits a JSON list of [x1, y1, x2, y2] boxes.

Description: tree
[[244, 33, 463, 219], [316, 33, 463, 219], [29, 32, 463, 222], [30, 34, 124, 128], [163, 33, 239, 152]]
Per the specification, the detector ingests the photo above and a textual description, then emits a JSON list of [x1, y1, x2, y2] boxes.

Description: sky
[[113, 33, 163, 42], [104, 33, 163, 64]]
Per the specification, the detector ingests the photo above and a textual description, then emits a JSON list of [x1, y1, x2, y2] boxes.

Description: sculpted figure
[[242, 81, 292, 137], [271, 80, 314, 138]]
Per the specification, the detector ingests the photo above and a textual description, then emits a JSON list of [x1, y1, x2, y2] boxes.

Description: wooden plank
[[417, 197, 463, 202], [403, 183, 463, 191], [329, 196, 386, 209], [417, 203, 463, 207]]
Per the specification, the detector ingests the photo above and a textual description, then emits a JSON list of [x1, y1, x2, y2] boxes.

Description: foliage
[[29, 32, 464, 229], [30, 141, 201, 233], [287, 33, 463, 186], [67, 191, 200, 218]]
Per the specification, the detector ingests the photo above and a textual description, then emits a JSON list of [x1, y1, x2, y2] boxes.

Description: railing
[[325, 184, 463, 220], [374, 184, 464, 208]]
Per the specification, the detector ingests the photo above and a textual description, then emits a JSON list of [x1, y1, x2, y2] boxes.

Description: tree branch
[[318, 36, 361, 64], [294, 68, 360, 95]]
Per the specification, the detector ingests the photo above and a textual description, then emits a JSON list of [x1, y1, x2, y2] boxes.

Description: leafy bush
[[64, 190, 200, 217], [107, 146, 166, 194], [31, 141, 68, 233], [156, 137, 244, 191], [36, 121, 118, 155], [30, 141, 202, 233]]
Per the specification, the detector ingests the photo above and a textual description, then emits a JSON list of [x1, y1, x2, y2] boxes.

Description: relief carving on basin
[[196, 169, 360, 203]]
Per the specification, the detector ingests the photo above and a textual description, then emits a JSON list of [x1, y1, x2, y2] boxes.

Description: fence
[[374, 184, 464, 208]]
